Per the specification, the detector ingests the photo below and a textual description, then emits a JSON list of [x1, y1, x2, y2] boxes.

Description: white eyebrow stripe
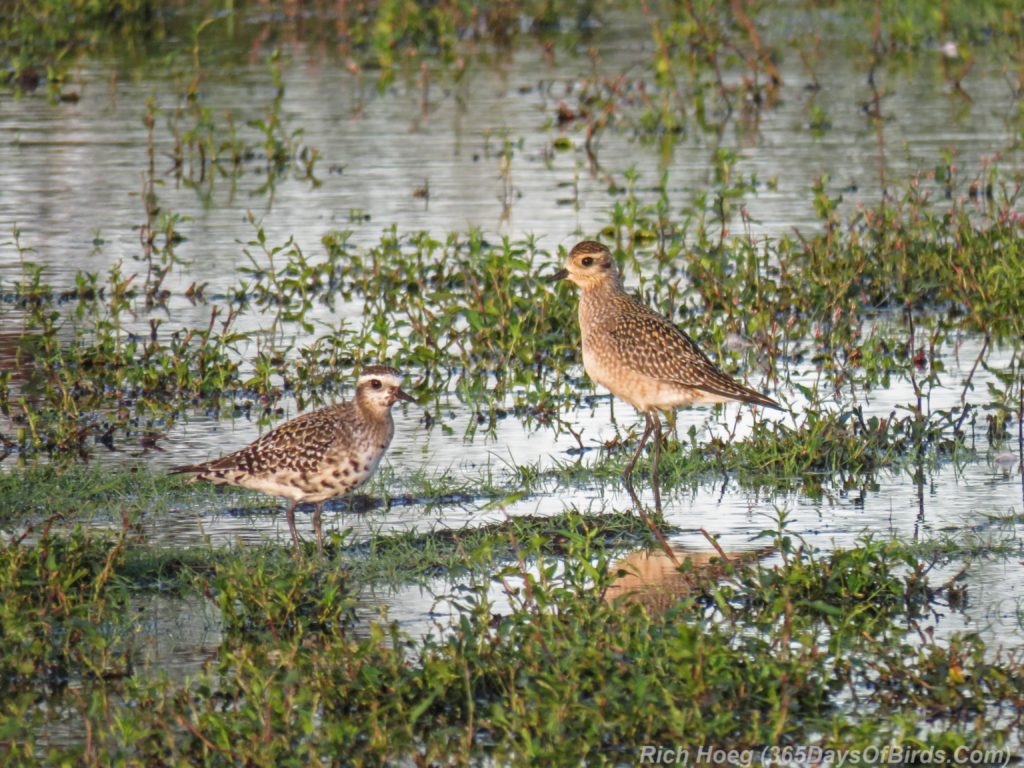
[[358, 373, 402, 387]]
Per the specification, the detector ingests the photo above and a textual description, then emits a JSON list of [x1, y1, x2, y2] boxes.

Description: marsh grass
[[1, 514, 1022, 764], [4, 0, 1024, 761], [4, 168, 1023, 462], [0, 463, 239, 526]]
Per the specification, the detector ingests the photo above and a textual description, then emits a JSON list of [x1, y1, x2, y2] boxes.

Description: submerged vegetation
[[2, 0, 1024, 762], [1, 510, 1022, 763], [4, 166, 1024, 462]]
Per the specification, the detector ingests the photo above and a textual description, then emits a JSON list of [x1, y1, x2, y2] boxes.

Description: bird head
[[547, 240, 619, 290], [356, 366, 416, 411]]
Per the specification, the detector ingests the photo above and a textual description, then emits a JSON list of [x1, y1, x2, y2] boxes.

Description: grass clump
[[547, 403, 970, 500], [0, 520, 133, 713], [344, 508, 655, 584], [0, 0, 159, 95], [0, 462, 279, 533], [4, 524, 1019, 764], [210, 548, 357, 642], [689, 405, 966, 489]]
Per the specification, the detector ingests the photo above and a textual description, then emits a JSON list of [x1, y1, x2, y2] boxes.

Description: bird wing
[[174, 403, 353, 476], [604, 301, 780, 408]]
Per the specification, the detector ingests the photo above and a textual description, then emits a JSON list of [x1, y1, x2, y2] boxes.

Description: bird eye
[[371, 379, 382, 389], [581, 256, 594, 267]]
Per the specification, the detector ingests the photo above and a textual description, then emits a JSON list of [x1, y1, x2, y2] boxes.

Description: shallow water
[[2, 9, 1020, 302], [2, 3, 1024, 662], [139, 329, 1024, 652]]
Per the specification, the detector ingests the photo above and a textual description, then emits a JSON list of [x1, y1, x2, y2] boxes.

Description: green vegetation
[[3, 0, 1024, 762], [5, 164, 1024, 462], [0, 514, 1020, 764]]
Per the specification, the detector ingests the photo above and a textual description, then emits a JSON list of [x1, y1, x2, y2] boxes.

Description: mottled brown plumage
[[556, 240, 779, 412], [549, 240, 781, 560], [172, 365, 415, 554]]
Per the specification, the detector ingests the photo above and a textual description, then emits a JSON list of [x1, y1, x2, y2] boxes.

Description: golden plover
[[549, 241, 780, 553], [172, 365, 415, 554]]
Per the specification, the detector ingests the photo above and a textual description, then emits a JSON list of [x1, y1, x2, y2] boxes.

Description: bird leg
[[312, 502, 324, 556], [651, 414, 663, 515], [285, 500, 302, 551], [622, 412, 678, 565], [622, 412, 653, 492]]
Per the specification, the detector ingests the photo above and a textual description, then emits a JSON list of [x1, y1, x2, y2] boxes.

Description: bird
[[172, 365, 415, 554], [548, 240, 781, 556]]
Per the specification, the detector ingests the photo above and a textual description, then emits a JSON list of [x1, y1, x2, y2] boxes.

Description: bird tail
[[697, 382, 783, 411], [738, 388, 783, 411], [169, 462, 213, 476]]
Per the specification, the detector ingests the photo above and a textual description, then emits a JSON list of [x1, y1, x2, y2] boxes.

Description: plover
[[548, 241, 780, 554], [172, 365, 415, 554]]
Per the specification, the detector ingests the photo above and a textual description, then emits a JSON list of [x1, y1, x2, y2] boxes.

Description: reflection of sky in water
[[142, 332, 1024, 649], [1, 6, 1022, 659], [9, 318, 1021, 647], [1, 9, 1020, 305]]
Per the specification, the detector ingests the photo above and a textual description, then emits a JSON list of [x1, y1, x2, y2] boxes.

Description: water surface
[[2, 4, 1023, 661]]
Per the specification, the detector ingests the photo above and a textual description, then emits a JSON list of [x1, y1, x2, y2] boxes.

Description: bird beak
[[546, 268, 569, 283], [394, 388, 417, 404]]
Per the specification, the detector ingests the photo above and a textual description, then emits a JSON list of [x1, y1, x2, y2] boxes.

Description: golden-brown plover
[[549, 241, 780, 553], [172, 365, 415, 554]]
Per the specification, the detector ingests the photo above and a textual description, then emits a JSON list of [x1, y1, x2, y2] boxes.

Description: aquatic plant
[[3, 156, 1023, 466], [1, 3, 1023, 764], [1, 514, 1021, 763]]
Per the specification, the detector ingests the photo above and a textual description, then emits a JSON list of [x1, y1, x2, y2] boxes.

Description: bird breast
[[579, 297, 729, 413]]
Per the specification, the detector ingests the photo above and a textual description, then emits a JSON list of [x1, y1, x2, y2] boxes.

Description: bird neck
[[583, 273, 626, 297], [355, 393, 390, 426], [579, 276, 626, 320]]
